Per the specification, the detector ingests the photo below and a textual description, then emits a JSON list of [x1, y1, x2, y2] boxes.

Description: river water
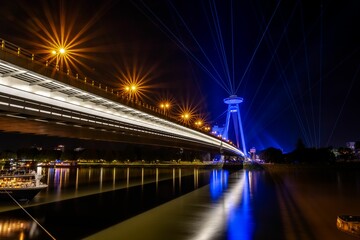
[[0, 165, 359, 240]]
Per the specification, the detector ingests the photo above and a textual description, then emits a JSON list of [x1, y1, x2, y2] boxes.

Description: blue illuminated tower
[[222, 95, 247, 156]]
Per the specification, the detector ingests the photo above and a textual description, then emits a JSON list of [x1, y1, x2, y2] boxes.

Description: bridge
[[0, 38, 244, 157]]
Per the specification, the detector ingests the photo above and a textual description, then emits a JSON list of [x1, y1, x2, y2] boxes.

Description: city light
[[115, 58, 158, 102], [59, 48, 66, 54], [177, 102, 198, 125], [182, 113, 190, 119], [21, 0, 109, 77], [195, 120, 203, 127], [160, 102, 170, 114], [124, 84, 138, 99], [125, 85, 137, 92]]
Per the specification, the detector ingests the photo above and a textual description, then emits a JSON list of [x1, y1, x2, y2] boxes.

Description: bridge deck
[[0, 38, 243, 156]]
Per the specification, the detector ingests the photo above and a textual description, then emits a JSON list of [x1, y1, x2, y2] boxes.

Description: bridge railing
[[0, 37, 237, 149]]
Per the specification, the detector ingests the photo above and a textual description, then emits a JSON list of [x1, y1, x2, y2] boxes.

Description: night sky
[[0, 0, 359, 152]]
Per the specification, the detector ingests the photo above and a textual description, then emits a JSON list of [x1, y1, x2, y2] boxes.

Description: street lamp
[[194, 120, 203, 127], [124, 84, 137, 99], [51, 47, 67, 56], [51, 47, 67, 71], [160, 102, 170, 114], [181, 112, 191, 124], [59, 48, 66, 54]]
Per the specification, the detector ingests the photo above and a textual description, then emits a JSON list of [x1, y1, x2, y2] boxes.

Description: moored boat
[[0, 169, 48, 201], [336, 215, 360, 237]]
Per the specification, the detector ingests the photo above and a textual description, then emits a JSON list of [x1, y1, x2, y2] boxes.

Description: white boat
[[0, 169, 48, 201]]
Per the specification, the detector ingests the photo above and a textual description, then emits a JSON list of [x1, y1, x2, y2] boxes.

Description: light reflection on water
[[227, 171, 254, 240], [189, 170, 256, 240], [209, 169, 229, 201], [0, 169, 257, 239], [0, 217, 41, 239], [87, 167, 360, 240], [3, 166, 359, 239], [84, 169, 253, 240], [35, 167, 198, 203], [0, 166, 209, 239], [191, 170, 247, 240]]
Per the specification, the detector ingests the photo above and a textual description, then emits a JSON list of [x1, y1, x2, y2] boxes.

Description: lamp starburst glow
[[21, 1, 111, 77], [195, 120, 203, 127], [160, 101, 171, 114], [180, 110, 193, 124], [122, 80, 141, 99], [59, 48, 66, 54], [117, 60, 157, 102]]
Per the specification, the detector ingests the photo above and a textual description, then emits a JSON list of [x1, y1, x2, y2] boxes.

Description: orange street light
[[59, 48, 66, 54], [160, 102, 170, 114], [181, 113, 189, 119], [194, 120, 203, 127], [181, 113, 191, 124], [204, 126, 211, 132], [124, 84, 137, 99], [51, 46, 67, 56]]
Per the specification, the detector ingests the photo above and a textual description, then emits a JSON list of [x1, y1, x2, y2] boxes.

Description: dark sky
[[0, 0, 359, 152]]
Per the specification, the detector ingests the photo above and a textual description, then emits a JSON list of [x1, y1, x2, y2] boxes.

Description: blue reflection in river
[[227, 171, 254, 240], [191, 170, 254, 240], [209, 169, 229, 201]]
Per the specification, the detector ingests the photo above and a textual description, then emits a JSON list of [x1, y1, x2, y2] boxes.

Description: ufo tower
[[222, 95, 247, 156]]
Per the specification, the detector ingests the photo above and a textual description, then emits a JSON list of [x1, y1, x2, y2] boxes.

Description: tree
[[296, 138, 306, 151], [17, 147, 39, 160], [0, 150, 17, 160], [259, 147, 284, 163], [355, 141, 360, 150]]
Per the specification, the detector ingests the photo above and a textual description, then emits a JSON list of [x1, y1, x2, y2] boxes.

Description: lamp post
[[125, 84, 137, 100], [181, 112, 191, 125], [51, 47, 66, 71], [194, 120, 203, 128], [160, 102, 170, 115]]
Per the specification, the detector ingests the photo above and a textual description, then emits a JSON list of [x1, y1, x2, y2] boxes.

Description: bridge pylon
[[222, 95, 247, 156]]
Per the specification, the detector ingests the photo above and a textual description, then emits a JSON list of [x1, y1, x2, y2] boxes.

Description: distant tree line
[[258, 139, 360, 164]]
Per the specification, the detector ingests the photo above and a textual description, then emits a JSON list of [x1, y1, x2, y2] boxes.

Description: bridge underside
[[0, 97, 223, 154], [0, 116, 223, 154]]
